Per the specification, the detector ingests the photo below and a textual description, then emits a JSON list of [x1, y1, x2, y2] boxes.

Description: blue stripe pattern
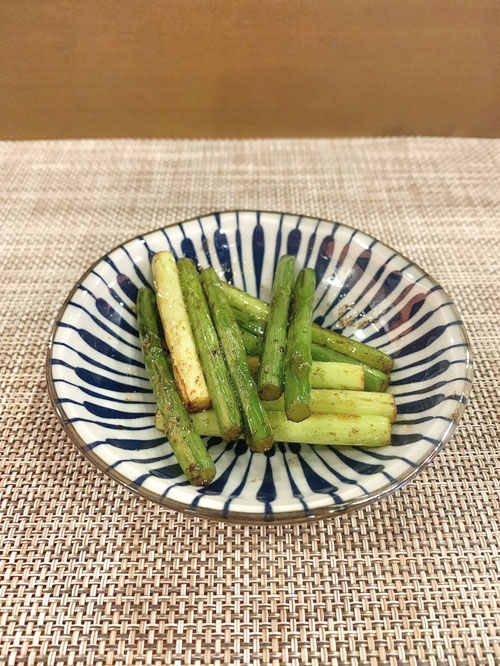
[[49, 211, 473, 521]]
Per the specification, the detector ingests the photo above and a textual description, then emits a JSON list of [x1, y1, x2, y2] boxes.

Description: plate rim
[[46, 209, 474, 524]]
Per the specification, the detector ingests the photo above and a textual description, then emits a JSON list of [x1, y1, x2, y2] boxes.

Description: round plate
[[47, 211, 473, 523]]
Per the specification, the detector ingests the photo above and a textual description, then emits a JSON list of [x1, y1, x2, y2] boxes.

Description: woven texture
[[1, 137, 499, 666]]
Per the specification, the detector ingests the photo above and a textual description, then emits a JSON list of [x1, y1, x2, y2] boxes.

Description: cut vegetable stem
[[309, 343, 389, 392], [156, 410, 392, 448], [264, 389, 396, 421], [156, 388, 395, 424], [152, 251, 211, 412], [248, 356, 363, 391], [311, 324, 393, 375], [258, 255, 296, 400], [284, 269, 316, 421]]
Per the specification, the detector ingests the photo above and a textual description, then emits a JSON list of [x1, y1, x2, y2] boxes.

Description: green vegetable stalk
[[157, 410, 392, 448], [258, 255, 296, 400], [247, 356, 364, 391], [284, 268, 316, 422]]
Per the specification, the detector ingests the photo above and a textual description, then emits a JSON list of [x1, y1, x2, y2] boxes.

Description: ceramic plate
[[47, 211, 473, 523]]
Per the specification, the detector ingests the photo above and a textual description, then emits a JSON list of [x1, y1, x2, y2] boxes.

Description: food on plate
[[155, 410, 392, 448], [152, 251, 211, 412], [257, 255, 296, 400], [248, 356, 365, 391], [139, 250, 396, 485], [156, 388, 396, 422], [284, 268, 316, 422]]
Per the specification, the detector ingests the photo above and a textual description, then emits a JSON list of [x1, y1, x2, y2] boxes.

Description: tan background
[[0, 1, 499, 139]]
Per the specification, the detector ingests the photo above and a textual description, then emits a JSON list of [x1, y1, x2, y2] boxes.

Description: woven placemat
[[1, 138, 499, 666]]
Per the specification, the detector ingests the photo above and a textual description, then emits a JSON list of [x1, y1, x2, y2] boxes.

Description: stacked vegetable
[[137, 252, 395, 486]]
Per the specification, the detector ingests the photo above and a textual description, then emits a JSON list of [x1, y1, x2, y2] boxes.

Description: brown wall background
[[1, 0, 498, 139]]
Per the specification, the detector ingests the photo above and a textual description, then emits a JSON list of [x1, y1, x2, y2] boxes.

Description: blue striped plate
[[47, 211, 473, 523]]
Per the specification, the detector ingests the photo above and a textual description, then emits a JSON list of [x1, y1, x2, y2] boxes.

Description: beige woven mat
[[1, 138, 499, 666]]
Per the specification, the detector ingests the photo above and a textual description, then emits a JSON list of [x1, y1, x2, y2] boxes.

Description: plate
[[47, 211, 473, 523]]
